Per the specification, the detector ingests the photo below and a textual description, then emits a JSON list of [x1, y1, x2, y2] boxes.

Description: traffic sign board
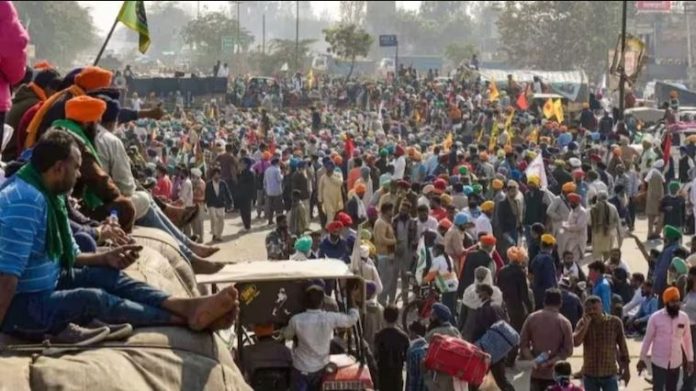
[[221, 36, 235, 51], [379, 34, 398, 47]]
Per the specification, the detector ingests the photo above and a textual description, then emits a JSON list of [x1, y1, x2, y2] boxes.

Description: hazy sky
[[80, 1, 422, 36]]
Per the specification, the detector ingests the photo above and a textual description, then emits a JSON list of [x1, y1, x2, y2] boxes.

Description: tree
[[444, 43, 477, 67], [14, 1, 99, 69], [339, 1, 366, 25], [146, 2, 192, 57], [254, 38, 316, 75], [181, 11, 254, 67], [497, 1, 634, 80], [323, 24, 373, 80]]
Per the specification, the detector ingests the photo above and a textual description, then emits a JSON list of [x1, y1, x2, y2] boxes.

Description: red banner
[[635, 1, 672, 12]]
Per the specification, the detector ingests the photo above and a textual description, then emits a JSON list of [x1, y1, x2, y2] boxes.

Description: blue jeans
[[1, 266, 172, 339], [74, 231, 98, 253], [583, 375, 619, 391], [136, 200, 194, 261]]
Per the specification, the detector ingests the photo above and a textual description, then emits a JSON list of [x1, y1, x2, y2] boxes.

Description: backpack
[[424, 334, 490, 385]]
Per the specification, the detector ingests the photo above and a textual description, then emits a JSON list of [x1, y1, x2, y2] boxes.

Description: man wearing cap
[[4, 68, 61, 162], [661, 180, 685, 233], [560, 193, 588, 263], [529, 234, 559, 310], [639, 286, 694, 390], [283, 282, 360, 390], [53, 95, 136, 231], [654, 225, 683, 303], [646, 159, 665, 240], [589, 191, 620, 261]]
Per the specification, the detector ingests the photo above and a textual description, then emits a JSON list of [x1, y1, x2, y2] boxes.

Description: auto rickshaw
[[198, 259, 374, 391]]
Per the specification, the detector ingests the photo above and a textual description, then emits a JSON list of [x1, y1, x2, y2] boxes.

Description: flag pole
[[94, 15, 120, 66]]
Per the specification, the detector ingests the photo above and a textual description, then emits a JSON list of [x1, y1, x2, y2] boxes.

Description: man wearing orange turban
[[24, 66, 115, 150], [558, 192, 588, 265], [52, 95, 135, 232], [638, 286, 693, 388]]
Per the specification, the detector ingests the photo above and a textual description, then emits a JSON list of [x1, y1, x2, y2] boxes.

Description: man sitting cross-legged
[[0, 129, 237, 343]]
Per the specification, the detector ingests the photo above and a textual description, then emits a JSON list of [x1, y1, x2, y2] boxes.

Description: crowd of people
[[2, 1, 696, 390]]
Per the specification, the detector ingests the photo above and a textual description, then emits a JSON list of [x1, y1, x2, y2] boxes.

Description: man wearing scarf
[[3, 68, 61, 162], [0, 130, 238, 343], [645, 159, 665, 240], [53, 95, 136, 231], [589, 191, 620, 261], [559, 193, 588, 263], [493, 180, 523, 258]]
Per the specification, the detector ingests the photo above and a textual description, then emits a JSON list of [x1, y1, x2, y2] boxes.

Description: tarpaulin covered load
[[0, 227, 250, 391], [655, 81, 696, 107], [129, 76, 228, 97], [478, 68, 589, 102]]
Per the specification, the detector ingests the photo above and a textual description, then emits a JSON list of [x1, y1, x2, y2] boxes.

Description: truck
[[310, 54, 376, 78], [377, 55, 444, 77]]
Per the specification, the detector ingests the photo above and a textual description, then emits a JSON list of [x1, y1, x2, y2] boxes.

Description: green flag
[[117, 1, 150, 54]]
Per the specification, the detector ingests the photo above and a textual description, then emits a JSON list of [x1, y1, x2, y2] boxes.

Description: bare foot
[[190, 255, 225, 274], [188, 241, 220, 258], [189, 286, 238, 331]]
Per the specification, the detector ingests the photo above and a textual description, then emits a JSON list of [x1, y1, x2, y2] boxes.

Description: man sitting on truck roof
[[0, 129, 238, 344]]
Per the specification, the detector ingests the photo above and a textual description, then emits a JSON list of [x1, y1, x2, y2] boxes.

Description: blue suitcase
[[475, 320, 520, 364]]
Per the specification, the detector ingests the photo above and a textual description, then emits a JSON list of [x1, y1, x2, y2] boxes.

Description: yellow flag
[[488, 121, 499, 151], [117, 1, 150, 54], [489, 79, 499, 102], [553, 99, 564, 123], [307, 68, 315, 90], [442, 132, 453, 151], [543, 99, 554, 119], [505, 109, 515, 132]]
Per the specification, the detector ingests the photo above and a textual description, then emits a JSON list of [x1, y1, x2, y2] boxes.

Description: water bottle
[[533, 351, 550, 366], [108, 210, 119, 226]]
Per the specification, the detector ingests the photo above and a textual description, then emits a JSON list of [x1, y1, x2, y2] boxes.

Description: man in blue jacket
[[653, 225, 682, 306], [588, 260, 612, 313]]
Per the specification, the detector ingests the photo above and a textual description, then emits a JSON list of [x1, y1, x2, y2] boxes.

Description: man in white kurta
[[560, 193, 588, 263]]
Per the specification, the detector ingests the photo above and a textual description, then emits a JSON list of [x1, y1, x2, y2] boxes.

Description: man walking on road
[[520, 289, 574, 391], [573, 295, 630, 391], [638, 286, 694, 391], [374, 202, 397, 305], [263, 158, 284, 226]]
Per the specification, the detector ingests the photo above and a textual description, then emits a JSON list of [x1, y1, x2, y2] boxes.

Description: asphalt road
[[207, 211, 662, 390]]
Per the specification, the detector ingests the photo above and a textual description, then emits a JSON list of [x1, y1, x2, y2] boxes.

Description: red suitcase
[[424, 334, 491, 385]]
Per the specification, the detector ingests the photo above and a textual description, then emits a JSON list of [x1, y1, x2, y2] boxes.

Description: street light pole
[[618, 0, 628, 120], [295, 1, 300, 71], [236, 1, 241, 55]]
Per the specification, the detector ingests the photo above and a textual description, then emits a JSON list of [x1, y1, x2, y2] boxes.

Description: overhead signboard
[[379, 34, 397, 47], [635, 1, 672, 12]]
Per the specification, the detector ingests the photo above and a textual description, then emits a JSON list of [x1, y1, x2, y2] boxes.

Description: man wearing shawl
[[589, 191, 621, 260], [0, 130, 238, 343], [645, 160, 665, 240]]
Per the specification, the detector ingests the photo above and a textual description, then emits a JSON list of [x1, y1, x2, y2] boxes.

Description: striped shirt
[[0, 177, 78, 293]]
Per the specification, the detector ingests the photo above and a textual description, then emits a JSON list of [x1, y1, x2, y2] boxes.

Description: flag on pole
[[553, 99, 564, 123], [516, 91, 529, 111], [488, 79, 499, 102], [662, 130, 672, 164], [525, 153, 548, 188], [117, 1, 150, 54], [543, 99, 554, 119]]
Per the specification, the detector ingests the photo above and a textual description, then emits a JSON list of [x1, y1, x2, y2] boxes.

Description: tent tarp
[[478, 68, 589, 102]]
